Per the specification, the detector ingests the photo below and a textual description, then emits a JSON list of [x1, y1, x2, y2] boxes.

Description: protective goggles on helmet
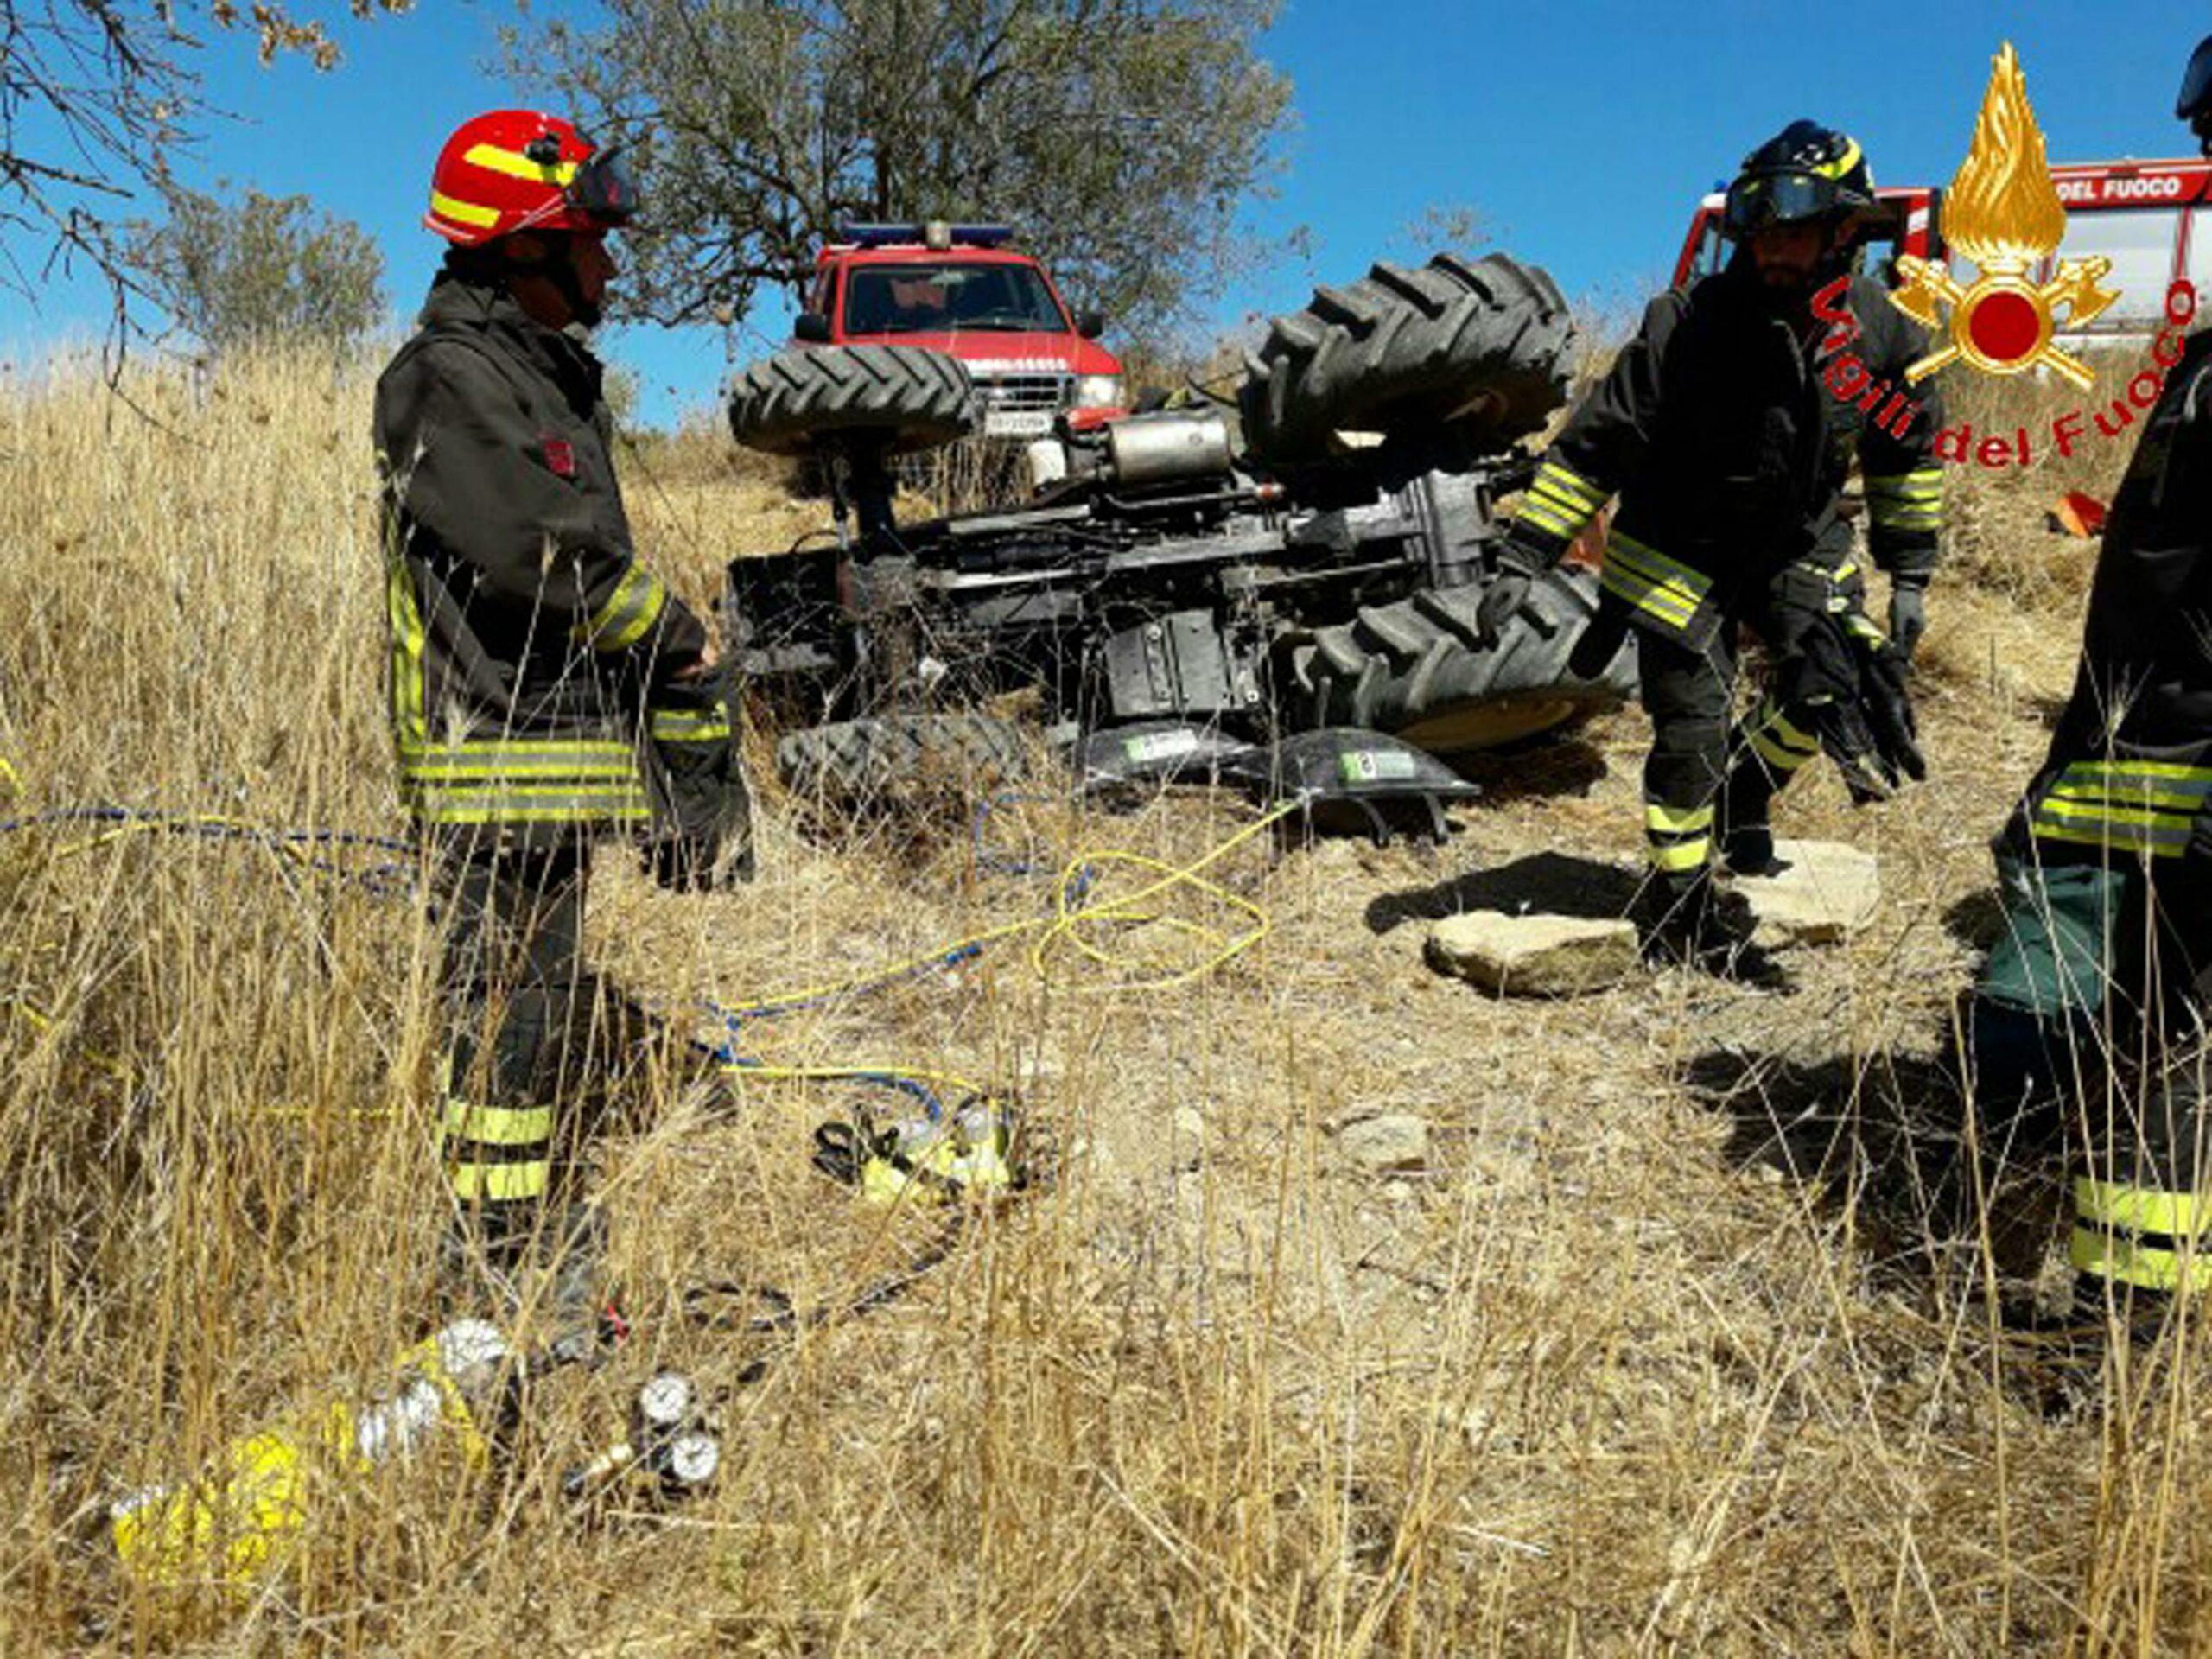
[[563, 146, 639, 227], [1723, 170, 1843, 237]]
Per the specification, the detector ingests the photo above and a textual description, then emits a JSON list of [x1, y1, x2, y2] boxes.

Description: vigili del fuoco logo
[[1809, 41, 2198, 467]]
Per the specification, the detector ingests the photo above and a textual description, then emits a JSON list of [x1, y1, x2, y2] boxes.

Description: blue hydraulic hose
[[0, 805, 416, 893]]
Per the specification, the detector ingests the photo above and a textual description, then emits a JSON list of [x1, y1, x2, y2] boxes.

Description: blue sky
[[5, 1, 2206, 425]]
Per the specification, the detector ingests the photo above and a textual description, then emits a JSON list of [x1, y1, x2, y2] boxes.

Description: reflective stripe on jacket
[[373, 271, 705, 836], [2005, 335, 2212, 872]]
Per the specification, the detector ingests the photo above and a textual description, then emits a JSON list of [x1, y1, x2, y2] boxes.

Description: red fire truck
[[795, 221, 1129, 438], [1673, 156, 2212, 337]]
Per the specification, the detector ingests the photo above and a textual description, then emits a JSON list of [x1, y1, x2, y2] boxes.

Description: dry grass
[[1, 342, 2208, 1655]]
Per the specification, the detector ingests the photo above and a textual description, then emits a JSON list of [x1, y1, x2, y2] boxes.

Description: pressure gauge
[[663, 1431, 721, 1490], [635, 1372, 696, 1439]]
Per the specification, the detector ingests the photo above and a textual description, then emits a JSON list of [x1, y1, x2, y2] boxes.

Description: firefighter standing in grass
[[1486, 121, 1941, 968], [1966, 42, 2212, 1325], [376, 111, 745, 1316]]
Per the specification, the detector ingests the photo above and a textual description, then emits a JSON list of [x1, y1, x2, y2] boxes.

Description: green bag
[[1976, 853, 2125, 1020]]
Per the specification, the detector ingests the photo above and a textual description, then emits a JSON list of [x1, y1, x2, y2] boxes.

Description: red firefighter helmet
[[424, 110, 639, 247]]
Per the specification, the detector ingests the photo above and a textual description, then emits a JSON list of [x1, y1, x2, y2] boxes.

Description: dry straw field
[[0, 341, 2204, 1655]]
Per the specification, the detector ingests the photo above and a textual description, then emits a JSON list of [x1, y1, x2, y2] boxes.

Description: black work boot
[[1718, 752, 1788, 876], [1636, 869, 1719, 963], [2070, 1273, 2177, 1347], [1720, 823, 1789, 879], [1635, 870, 1782, 984]]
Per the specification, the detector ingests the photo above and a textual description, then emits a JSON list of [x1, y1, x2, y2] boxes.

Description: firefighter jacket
[[374, 271, 709, 842], [2005, 331, 2212, 870], [1509, 256, 1944, 652]]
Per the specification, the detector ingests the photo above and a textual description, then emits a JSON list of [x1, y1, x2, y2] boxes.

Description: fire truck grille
[[978, 373, 1071, 413]]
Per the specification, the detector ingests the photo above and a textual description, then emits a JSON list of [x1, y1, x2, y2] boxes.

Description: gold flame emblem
[[1890, 42, 2118, 388]]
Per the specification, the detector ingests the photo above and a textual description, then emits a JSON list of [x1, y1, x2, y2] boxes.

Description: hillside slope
[[0, 347, 2197, 1656]]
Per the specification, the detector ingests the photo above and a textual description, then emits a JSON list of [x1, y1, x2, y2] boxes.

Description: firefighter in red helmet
[[377, 111, 747, 1323]]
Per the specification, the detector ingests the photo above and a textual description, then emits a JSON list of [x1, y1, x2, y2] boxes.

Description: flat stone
[[1731, 838, 1880, 945], [1337, 1113, 1431, 1173], [1426, 910, 1640, 997]]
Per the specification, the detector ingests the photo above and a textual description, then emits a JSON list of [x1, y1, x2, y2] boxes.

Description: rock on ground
[[1731, 838, 1880, 945], [1337, 1113, 1431, 1173], [1426, 910, 1640, 997]]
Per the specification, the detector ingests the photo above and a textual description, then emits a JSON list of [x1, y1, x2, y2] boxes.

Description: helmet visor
[[2179, 38, 2212, 120], [1723, 170, 1840, 236], [568, 147, 639, 226]]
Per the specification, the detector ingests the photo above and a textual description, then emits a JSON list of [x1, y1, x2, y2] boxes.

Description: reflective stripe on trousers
[[1639, 631, 1825, 877], [435, 846, 587, 1218], [1864, 467, 1944, 534], [1744, 701, 1821, 776], [2073, 1175, 2212, 1294]]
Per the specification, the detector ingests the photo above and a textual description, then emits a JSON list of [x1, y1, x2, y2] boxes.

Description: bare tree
[[517, 0, 1294, 340], [0, 0, 408, 334]]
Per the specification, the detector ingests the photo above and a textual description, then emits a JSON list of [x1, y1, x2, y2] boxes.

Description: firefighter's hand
[[673, 639, 721, 682], [1478, 524, 1562, 650], [1887, 580, 1928, 661]]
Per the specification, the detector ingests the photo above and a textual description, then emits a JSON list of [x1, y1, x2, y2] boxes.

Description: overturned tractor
[[721, 251, 1636, 838]]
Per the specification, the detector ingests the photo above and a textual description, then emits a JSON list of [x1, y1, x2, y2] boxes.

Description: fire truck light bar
[[837, 222, 1014, 249]]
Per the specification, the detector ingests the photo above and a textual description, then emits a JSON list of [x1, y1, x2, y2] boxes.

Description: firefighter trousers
[[1969, 851, 2212, 1301], [1637, 626, 1822, 890], [430, 839, 633, 1253]]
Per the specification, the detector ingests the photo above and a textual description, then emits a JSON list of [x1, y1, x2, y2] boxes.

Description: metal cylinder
[[1104, 411, 1232, 486]]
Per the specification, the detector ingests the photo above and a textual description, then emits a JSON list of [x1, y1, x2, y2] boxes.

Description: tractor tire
[[728, 346, 976, 457], [777, 714, 1028, 801], [1286, 566, 1637, 757], [1240, 252, 1575, 464]]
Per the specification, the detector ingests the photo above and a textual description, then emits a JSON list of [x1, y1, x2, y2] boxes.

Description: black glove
[[1786, 617, 1895, 804], [1887, 578, 1929, 661], [1852, 621, 1927, 789], [641, 670, 755, 890], [1776, 611, 1926, 807]]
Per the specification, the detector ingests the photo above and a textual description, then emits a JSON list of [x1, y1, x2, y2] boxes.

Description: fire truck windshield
[[842, 262, 1068, 334]]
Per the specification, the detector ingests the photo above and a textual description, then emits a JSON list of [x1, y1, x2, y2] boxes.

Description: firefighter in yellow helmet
[[377, 111, 747, 1318]]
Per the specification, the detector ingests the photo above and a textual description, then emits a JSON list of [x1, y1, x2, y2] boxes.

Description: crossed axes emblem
[[1888, 253, 2120, 391]]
